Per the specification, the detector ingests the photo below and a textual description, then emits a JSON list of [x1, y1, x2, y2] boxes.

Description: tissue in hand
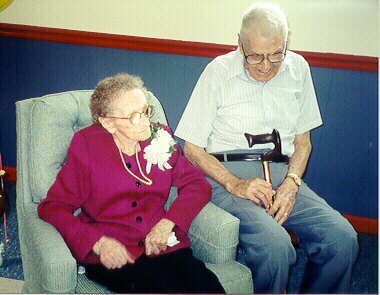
[[167, 232, 180, 247]]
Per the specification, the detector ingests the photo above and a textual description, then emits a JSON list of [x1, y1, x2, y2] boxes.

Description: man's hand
[[93, 236, 135, 269], [267, 131, 311, 224], [268, 177, 298, 224], [145, 218, 175, 256], [227, 178, 276, 210], [184, 142, 274, 210]]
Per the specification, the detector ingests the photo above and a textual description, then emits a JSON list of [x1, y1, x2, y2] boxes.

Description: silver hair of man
[[240, 2, 288, 42]]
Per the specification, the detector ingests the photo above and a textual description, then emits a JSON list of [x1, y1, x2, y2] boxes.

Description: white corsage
[[144, 123, 177, 174]]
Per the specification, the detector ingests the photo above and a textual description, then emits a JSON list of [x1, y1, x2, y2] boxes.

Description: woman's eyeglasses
[[106, 105, 154, 125]]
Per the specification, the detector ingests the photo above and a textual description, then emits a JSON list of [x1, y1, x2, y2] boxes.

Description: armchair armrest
[[22, 204, 77, 293], [189, 202, 240, 264]]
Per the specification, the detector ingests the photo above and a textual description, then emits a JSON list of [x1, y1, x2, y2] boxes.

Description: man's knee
[[333, 218, 358, 257], [317, 216, 358, 262]]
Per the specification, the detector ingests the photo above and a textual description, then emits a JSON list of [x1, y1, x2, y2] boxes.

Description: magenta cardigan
[[38, 123, 211, 264]]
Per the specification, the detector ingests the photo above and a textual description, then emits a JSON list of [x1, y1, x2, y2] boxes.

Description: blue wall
[[0, 36, 377, 218]]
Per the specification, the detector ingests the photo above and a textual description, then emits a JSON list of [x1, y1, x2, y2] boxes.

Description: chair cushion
[[29, 90, 167, 203]]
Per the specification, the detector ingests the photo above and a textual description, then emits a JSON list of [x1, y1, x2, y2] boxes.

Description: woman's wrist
[[159, 218, 176, 233]]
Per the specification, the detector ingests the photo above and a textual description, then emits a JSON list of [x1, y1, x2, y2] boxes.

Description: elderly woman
[[38, 73, 225, 293]]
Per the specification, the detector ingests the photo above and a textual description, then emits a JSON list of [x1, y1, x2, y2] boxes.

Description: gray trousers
[[207, 160, 358, 293]]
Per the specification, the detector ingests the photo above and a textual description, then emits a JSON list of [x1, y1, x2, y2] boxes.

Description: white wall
[[0, 0, 378, 57]]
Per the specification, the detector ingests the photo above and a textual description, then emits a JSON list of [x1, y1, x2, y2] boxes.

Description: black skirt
[[84, 248, 225, 293]]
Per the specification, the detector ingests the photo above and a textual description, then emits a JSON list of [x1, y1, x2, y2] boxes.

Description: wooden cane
[[262, 160, 271, 184]]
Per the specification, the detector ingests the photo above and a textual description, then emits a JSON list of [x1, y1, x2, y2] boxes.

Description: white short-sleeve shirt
[[174, 50, 323, 157]]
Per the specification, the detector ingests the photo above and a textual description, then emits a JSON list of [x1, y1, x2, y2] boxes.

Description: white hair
[[240, 2, 288, 41]]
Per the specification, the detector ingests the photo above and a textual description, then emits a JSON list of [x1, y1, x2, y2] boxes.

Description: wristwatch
[[287, 173, 302, 186]]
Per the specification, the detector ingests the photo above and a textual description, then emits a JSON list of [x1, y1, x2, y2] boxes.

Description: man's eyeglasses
[[240, 42, 287, 65], [106, 105, 154, 125]]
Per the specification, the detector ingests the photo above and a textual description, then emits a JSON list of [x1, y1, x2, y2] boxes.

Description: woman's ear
[[98, 117, 116, 134]]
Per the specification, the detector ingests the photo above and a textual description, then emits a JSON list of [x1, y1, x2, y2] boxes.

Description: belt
[[211, 153, 263, 162]]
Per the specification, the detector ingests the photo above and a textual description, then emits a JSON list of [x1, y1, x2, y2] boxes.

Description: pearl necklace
[[117, 143, 153, 186]]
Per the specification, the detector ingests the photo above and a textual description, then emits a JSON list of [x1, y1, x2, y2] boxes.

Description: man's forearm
[[183, 142, 240, 193], [184, 142, 277, 207], [287, 132, 312, 178]]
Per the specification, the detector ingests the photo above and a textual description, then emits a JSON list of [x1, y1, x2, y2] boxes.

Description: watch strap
[[287, 173, 301, 186]]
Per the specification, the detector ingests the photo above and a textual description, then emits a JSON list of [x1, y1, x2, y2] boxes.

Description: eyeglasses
[[106, 105, 154, 125], [240, 42, 287, 65]]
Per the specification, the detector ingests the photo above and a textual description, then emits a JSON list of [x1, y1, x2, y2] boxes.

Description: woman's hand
[[268, 177, 298, 224], [145, 218, 175, 256], [93, 236, 135, 269]]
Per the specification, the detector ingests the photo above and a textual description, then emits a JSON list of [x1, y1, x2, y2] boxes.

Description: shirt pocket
[[270, 89, 300, 132]]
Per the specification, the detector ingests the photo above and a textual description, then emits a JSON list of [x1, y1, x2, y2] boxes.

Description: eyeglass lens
[[130, 105, 153, 125], [246, 53, 285, 64]]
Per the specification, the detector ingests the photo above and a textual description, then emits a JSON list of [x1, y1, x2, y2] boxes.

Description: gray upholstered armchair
[[16, 90, 253, 293]]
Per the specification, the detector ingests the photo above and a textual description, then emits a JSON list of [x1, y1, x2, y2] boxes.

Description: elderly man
[[175, 2, 358, 294]]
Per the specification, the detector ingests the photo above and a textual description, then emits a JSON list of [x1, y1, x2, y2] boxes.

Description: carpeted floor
[[0, 277, 24, 293], [0, 181, 378, 293]]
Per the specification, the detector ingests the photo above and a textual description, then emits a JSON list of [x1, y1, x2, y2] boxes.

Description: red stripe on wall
[[4, 166, 16, 182], [0, 23, 378, 72], [3, 165, 378, 234]]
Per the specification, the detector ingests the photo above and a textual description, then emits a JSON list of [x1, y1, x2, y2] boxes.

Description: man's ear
[[98, 117, 116, 134], [237, 33, 243, 54]]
